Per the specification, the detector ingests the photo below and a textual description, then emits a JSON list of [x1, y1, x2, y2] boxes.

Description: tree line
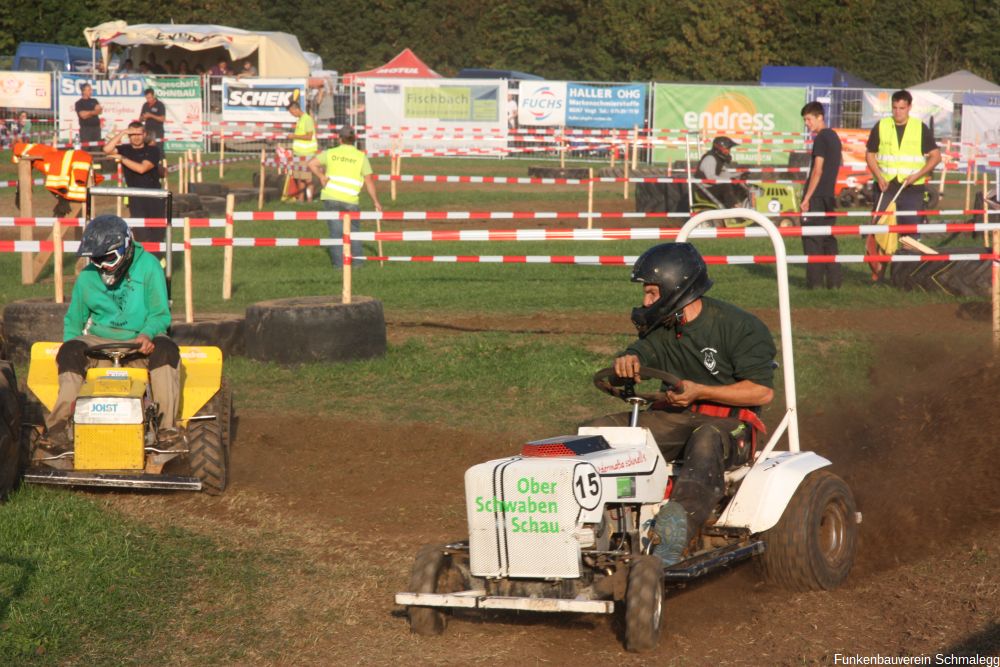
[[2, 0, 998, 88]]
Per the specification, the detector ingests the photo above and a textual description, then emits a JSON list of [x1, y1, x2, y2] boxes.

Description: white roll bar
[[677, 208, 799, 454]]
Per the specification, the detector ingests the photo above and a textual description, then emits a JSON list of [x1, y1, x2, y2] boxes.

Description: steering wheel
[[85, 341, 144, 367], [592, 366, 684, 403]]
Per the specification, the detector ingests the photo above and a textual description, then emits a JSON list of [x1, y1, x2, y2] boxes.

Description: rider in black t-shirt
[[103, 122, 165, 249]]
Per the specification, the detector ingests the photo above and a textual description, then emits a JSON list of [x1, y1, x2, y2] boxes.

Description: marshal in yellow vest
[[875, 117, 927, 185]]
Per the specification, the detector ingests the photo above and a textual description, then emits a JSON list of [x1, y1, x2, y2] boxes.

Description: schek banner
[[653, 84, 808, 164], [222, 78, 307, 123], [518, 81, 647, 129]]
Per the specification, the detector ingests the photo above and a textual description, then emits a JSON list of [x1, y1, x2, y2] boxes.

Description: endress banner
[[222, 78, 307, 123], [653, 84, 808, 164], [59, 74, 203, 151], [0, 71, 52, 110], [519, 81, 647, 129], [364, 78, 507, 155]]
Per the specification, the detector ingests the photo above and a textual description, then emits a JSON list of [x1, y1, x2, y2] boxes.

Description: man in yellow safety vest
[[287, 101, 318, 201], [865, 89, 941, 228], [307, 125, 382, 269]]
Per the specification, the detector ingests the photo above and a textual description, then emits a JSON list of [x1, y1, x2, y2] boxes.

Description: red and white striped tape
[[362, 252, 998, 265]]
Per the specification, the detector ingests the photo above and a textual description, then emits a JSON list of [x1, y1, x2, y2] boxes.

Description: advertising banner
[[0, 71, 52, 110], [861, 89, 953, 136], [518, 81, 646, 129], [364, 78, 507, 155], [58, 73, 203, 151], [961, 93, 1000, 160], [652, 84, 808, 164], [221, 78, 307, 123]]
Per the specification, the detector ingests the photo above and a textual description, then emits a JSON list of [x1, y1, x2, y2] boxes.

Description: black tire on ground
[[890, 247, 991, 297], [636, 183, 667, 213], [924, 187, 941, 211], [3, 299, 69, 364], [228, 188, 261, 204], [180, 209, 210, 219], [788, 151, 811, 169], [759, 469, 858, 592], [0, 362, 23, 501], [187, 380, 232, 495], [169, 314, 246, 358], [244, 296, 386, 364], [625, 555, 664, 653], [252, 172, 286, 191], [837, 189, 858, 209], [526, 166, 592, 180], [188, 182, 230, 197], [406, 544, 467, 636], [170, 193, 203, 214], [262, 187, 281, 202], [198, 196, 228, 215]]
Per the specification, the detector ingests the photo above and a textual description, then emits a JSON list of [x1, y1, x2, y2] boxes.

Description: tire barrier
[[244, 295, 386, 364], [169, 314, 246, 358], [890, 246, 993, 297], [527, 167, 592, 180], [2, 299, 69, 364]]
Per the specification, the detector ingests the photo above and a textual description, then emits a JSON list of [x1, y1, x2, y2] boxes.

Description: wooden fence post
[[223, 194, 235, 300], [184, 216, 193, 323], [17, 159, 34, 285], [342, 212, 352, 305]]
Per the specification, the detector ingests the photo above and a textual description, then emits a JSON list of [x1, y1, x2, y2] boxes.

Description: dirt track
[[113, 302, 1000, 665]]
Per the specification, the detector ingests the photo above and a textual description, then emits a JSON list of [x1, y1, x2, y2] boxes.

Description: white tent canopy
[[83, 21, 311, 77], [911, 69, 1000, 103]]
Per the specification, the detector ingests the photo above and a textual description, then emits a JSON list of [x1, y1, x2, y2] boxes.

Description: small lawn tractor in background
[[21, 341, 232, 494], [396, 209, 861, 652]]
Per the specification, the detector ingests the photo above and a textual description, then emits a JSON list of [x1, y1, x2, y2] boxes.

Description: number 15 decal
[[573, 463, 602, 510]]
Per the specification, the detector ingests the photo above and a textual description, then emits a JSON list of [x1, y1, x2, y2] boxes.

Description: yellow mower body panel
[[26, 342, 60, 412], [75, 423, 145, 469]]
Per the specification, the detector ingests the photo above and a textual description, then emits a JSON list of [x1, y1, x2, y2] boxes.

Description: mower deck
[[24, 467, 202, 490]]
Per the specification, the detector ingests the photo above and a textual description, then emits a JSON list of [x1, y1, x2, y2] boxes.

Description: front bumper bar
[[24, 468, 202, 490], [395, 590, 614, 614]]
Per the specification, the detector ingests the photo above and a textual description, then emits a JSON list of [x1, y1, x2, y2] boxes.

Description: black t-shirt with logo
[[140, 99, 166, 136], [810, 127, 843, 198], [75, 98, 100, 128], [625, 296, 776, 390], [116, 143, 162, 189]]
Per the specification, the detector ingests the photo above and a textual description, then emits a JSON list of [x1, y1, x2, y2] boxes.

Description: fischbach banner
[[58, 73, 203, 151], [861, 89, 953, 136], [960, 93, 1000, 159], [652, 83, 808, 165], [0, 71, 52, 110], [363, 78, 507, 154], [221, 78, 307, 124], [518, 81, 647, 129]]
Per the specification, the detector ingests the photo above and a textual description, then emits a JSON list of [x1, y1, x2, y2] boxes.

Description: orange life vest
[[12, 142, 103, 202]]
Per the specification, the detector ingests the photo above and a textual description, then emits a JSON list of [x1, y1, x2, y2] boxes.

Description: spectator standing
[[307, 125, 382, 268], [800, 101, 843, 290], [75, 83, 103, 148], [865, 89, 941, 229], [16, 112, 32, 142], [103, 122, 166, 250], [287, 101, 318, 201], [139, 87, 166, 142]]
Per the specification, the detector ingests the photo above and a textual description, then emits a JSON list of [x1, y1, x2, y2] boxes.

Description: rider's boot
[[651, 500, 688, 566]]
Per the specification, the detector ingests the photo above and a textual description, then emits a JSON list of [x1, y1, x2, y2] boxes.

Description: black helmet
[[630, 242, 713, 336], [79, 215, 135, 287], [712, 136, 737, 152]]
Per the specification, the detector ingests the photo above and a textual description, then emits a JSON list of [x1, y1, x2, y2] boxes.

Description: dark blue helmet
[[630, 242, 713, 337], [79, 215, 134, 286]]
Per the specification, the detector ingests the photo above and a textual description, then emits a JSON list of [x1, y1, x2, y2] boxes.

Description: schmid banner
[[519, 81, 647, 129], [364, 78, 507, 154], [961, 93, 1000, 160], [653, 84, 808, 164], [861, 89, 953, 135], [222, 78, 307, 123], [58, 73, 203, 151], [0, 71, 52, 110]]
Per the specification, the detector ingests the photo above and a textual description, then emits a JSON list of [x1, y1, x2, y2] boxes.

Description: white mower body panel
[[715, 450, 831, 533], [466, 427, 668, 579]]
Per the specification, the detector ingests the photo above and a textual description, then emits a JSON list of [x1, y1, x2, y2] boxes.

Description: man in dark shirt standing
[[800, 101, 843, 290], [75, 83, 103, 148], [103, 122, 165, 250], [139, 88, 166, 143]]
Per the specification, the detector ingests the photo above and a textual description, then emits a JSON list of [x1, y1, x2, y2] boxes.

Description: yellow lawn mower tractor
[[22, 341, 232, 494]]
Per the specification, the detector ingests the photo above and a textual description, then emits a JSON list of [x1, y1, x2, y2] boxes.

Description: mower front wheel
[[406, 545, 467, 636], [624, 555, 664, 652]]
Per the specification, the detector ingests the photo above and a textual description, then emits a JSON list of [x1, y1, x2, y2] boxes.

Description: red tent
[[343, 48, 440, 84]]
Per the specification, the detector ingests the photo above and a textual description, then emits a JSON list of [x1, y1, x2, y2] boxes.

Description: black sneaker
[[156, 428, 187, 452], [35, 428, 72, 458]]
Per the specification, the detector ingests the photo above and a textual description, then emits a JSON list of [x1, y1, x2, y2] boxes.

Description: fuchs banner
[[518, 81, 647, 129], [364, 78, 507, 155], [0, 71, 52, 110], [861, 89, 953, 136], [652, 84, 808, 165], [222, 78, 307, 123], [58, 73, 203, 151]]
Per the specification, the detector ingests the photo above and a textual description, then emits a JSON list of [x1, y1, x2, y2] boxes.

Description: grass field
[[0, 150, 991, 663]]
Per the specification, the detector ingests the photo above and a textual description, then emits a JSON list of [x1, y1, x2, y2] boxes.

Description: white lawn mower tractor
[[395, 209, 861, 652]]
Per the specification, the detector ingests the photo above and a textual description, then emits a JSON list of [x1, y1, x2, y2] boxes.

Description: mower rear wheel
[[0, 362, 22, 501], [759, 470, 857, 591], [187, 380, 232, 495], [407, 545, 466, 636], [624, 555, 664, 652]]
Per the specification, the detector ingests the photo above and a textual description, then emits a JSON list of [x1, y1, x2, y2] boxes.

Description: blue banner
[[565, 83, 646, 129]]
